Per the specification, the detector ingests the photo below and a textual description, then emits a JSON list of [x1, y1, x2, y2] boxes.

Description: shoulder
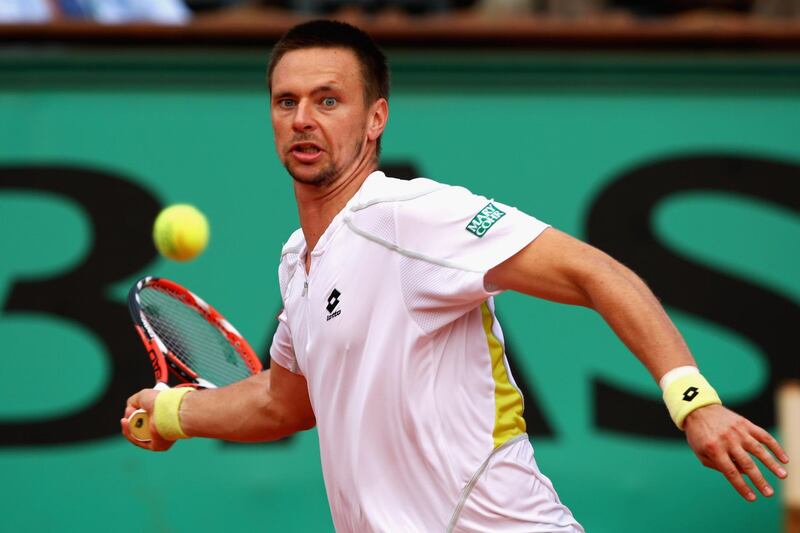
[[344, 172, 549, 272], [352, 172, 490, 230], [349, 171, 483, 221], [344, 172, 448, 237], [350, 171, 448, 210], [346, 172, 469, 241]]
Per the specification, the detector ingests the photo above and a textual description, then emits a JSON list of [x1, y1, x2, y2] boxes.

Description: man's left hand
[[684, 404, 789, 501]]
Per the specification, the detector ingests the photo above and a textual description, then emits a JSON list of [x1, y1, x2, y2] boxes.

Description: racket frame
[[126, 276, 263, 442], [129, 276, 262, 387]]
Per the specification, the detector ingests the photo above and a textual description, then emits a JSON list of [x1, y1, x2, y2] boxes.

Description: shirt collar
[[302, 170, 385, 259]]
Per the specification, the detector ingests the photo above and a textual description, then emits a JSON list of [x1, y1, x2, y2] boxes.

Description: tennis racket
[[126, 276, 262, 442]]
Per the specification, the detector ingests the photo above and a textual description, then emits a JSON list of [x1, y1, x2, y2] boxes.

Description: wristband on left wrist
[[661, 367, 722, 430]]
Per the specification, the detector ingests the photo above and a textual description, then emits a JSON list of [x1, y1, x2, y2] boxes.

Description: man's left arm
[[485, 227, 789, 501]]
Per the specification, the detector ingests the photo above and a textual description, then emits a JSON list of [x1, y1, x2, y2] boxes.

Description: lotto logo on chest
[[326, 288, 342, 321], [466, 203, 506, 237]]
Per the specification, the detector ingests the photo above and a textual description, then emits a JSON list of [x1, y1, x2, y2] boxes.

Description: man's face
[[270, 47, 375, 187]]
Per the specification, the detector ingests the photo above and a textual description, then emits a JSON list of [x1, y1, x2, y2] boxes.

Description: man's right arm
[[181, 360, 315, 441], [121, 360, 315, 451]]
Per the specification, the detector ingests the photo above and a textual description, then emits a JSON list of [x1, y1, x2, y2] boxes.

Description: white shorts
[[449, 435, 585, 533]]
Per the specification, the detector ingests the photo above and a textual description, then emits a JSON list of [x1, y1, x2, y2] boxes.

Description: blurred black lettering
[[0, 166, 159, 445], [587, 154, 800, 438]]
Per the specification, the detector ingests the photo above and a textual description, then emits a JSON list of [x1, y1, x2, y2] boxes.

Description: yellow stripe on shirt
[[480, 302, 526, 448]]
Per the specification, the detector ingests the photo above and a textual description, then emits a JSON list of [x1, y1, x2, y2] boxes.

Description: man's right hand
[[120, 388, 176, 452]]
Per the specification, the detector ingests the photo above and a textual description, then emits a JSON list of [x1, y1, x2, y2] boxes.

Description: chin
[[287, 165, 338, 187]]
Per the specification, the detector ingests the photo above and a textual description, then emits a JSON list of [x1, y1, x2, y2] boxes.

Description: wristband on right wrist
[[661, 367, 722, 430], [154, 387, 195, 440]]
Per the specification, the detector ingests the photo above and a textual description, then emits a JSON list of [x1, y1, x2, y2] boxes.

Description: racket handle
[[128, 382, 170, 442], [128, 409, 152, 442]]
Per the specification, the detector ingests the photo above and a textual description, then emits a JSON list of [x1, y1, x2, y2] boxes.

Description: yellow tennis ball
[[153, 204, 209, 261]]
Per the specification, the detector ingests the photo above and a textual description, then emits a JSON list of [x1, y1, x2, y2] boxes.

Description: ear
[[367, 98, 389, 142]]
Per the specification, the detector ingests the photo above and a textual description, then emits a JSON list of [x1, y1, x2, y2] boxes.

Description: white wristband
[[659, 365, 699, 392]]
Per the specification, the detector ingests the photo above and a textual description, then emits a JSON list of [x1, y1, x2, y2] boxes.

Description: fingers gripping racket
[[127, 277, 262, 442]]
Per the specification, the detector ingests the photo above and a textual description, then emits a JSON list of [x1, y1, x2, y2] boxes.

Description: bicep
[[485, 227, 614, 307], [268, 359, 315, 431]]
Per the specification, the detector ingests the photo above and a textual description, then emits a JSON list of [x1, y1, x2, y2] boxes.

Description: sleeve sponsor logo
[[466, 202, 506, 238]]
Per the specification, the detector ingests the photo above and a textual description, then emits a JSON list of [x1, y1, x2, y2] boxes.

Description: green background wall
[[1, 50, 798, 532]]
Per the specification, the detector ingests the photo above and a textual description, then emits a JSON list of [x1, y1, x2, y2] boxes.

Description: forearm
[[590, 258, 788, 500], [580, 255, 696, 382], [178, 369, 313, 442]]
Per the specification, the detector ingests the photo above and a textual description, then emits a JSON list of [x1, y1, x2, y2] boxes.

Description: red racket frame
[[128, 276, 263, 388]]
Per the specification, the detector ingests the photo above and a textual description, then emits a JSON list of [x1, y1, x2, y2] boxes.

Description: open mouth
[[291, 142, 323, 154]]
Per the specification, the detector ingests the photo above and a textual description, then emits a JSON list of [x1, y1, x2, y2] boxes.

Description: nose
[[292, 100, 315, 133]]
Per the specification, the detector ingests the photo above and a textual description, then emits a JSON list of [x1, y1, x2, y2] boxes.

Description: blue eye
[[322, 97, 337, 107], [279, 99, 296, 108]]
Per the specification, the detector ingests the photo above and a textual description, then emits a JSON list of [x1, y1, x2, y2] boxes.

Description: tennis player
[[122, 20, 789, 532]]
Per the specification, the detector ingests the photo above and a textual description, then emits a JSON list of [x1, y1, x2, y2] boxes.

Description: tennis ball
[[153, 204, 209, 261]]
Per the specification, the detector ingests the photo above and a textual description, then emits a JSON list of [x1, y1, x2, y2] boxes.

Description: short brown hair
[[268, 19, 390, 105]]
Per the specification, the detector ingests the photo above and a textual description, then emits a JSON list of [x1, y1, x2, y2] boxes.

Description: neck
[[294, 151, 377, 256]]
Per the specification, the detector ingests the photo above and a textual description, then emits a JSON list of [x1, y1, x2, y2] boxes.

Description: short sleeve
[[396, 185, 548, 273], [392, 185, 549, 332], [269, 308, 301, 375]]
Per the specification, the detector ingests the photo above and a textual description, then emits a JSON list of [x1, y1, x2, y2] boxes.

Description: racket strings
[[139, 287, 253, 386]]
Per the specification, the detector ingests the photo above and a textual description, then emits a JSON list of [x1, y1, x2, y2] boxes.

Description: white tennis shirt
[[270, 172, 583, 532]]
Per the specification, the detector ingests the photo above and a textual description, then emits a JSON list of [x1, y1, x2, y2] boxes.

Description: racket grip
[[128, 383, 170, 442], [128, 409, 152, 442]]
